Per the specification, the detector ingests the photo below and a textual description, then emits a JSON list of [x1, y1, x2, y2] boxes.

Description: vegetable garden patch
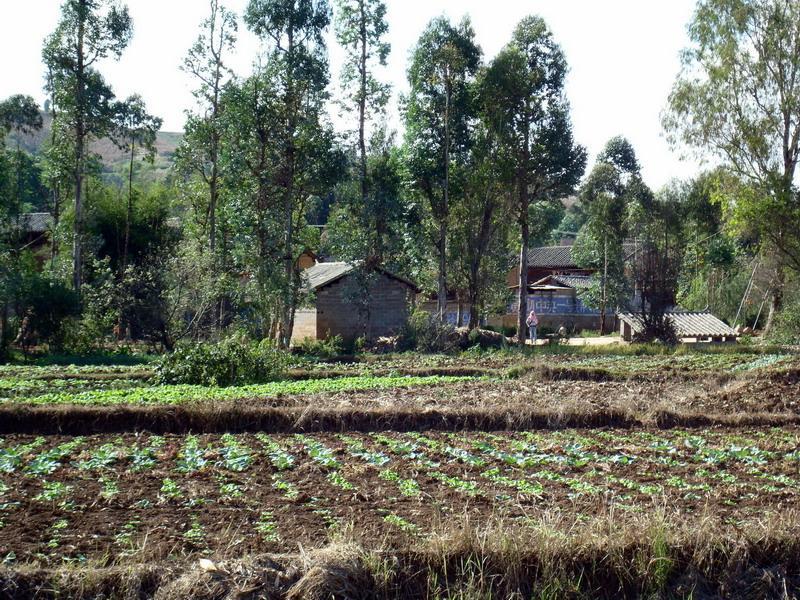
[[0, 427, 798, 566]]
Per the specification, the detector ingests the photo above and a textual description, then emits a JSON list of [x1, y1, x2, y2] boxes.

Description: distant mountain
[[7, 112, 182, 182]]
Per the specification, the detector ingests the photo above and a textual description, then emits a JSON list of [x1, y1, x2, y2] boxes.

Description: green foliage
[[769, 297, 800, 345], [155, 336, 289, 386], [44, 0, 134, 289], [7, 374, 474, 406], [296, 335, 344, 359], [399, 310, 457, 353], [665, 0, 800, 321], [482, 16, 586, 340], [0, 95, 42, 141], [405, 16, 482, 313], [14, 272, 81, 351]]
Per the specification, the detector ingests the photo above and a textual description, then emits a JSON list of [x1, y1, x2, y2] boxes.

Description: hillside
[[8, 112, 181, 182]]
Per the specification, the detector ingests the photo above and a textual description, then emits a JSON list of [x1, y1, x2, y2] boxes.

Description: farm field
[[1, 347, 799, 598], [1, 427, 800, 567]]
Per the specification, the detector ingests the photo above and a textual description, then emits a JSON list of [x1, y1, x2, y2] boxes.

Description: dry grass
[[2, 400, 799, 436], [3, 512, 799, 599]]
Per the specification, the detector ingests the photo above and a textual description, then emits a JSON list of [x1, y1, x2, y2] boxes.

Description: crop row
[[566, 352, 793, 374], [0, 375, 475, 405], [0, 428, 798, 565]]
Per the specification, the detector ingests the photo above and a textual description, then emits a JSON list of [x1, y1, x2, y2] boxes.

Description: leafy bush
[[295, 335, 345, 359], [399, 310, 457, 353], [155, 336, 289, 386], [18, 277, 81, 350], [769, 300, 800, 345]]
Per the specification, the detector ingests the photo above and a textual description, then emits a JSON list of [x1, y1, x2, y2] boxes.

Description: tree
[[0, 95, 43, 141], [483, 16, 586, 343], [450, 124, 513, 329], [404, 16, 482, 320], [221, 67, 285, 336], [245, 0, 337, 348], [664, 0, 800, 334], [325, 130, 410, 269], [630, 189, 685, 344], [0, 95, 44, 359], [177, 0, 237, 257], [113, 94, 162, 276], [0, 95, 44, 219], [43, 0, 133, 292], [334, 0, 390, 259], [573, 136, 641, 333]]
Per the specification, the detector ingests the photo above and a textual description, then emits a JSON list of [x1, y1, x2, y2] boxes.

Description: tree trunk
[[72, 3, 86, 293], [438, 78, 451, 322], [516, 125, 531, 345], [467, 257, 479, 331], [437, 219, 447, 321], [0, 301, 8, 360], [358, 0, 370, 259], [763, 265, 785, 336], [49, 84, 60, 268], [280, 27, 298, 349], [122, 138, 135, 276], [600, 234, 608, 335], [517, 219, 530, 345]]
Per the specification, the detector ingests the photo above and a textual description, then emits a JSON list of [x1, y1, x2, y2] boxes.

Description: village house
[[492, 245, 604, 332], [14, 212, 53, 268], [291, 261, 419, 345], [496, 243, 646, 333]]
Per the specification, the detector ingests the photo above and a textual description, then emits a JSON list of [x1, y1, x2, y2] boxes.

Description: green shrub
[[155, 336, 289, 386], [399, 310, 457, 353], [18, 277, 81, 350], [295, 334, 345, 359], [769, 300, 800, 345]]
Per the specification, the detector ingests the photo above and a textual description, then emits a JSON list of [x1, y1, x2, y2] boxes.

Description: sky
[[0, 0, 700, 189]]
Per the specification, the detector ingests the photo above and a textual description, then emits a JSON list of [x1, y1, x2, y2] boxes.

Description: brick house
[[291, 262, 419, 345], [495, 243, 639, 333]]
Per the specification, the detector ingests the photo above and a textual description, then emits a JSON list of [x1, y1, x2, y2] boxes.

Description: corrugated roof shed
[[618, 311, 738, 339]]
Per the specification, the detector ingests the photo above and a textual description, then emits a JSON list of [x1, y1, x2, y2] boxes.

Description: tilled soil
[[1, 428, 798, 566]]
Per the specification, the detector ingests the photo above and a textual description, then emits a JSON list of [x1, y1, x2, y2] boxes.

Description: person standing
[[526, 308, 539, 345]]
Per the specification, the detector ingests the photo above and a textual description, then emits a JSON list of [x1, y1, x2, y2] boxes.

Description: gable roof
[[302, 261, 420, 293], [618, 311, 739, 339]]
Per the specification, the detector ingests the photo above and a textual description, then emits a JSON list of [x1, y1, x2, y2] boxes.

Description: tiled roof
[[302, 262, 354, 291], [527, 242, 639, 269], [530, 274, 594, 290], [553, 275, 594, 289], [18, 213, 53, 234], [527, 246, 576, 268], [618, 311, 738, 338], [302, 261, 419, 293]]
